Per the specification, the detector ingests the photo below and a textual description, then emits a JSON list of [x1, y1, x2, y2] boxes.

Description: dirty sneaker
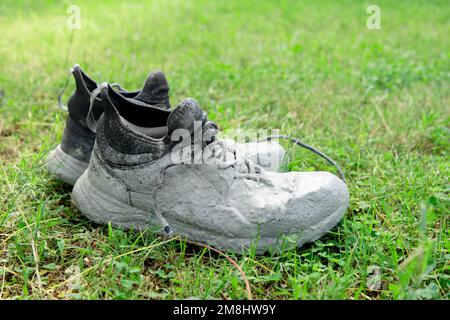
[[71, 88, 349, 254]]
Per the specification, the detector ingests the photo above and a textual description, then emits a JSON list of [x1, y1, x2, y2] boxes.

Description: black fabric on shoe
[[95, 89, 169, 165], [106, 84, 170, 128], [67, 65, 171, 125], [59, 64, 172, 163], [132, 70, 171, 109], [94, 88, 205, 166]]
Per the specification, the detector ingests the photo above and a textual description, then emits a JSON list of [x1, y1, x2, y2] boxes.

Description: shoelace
[[85, 82, 108, 133], [201, 121, 266, 179], [203, 140, 264, 178], [201, 122, 347, 183], [56, 65, 122, 114], [57, 66, 75, 112], [261, 135, 347, 183]]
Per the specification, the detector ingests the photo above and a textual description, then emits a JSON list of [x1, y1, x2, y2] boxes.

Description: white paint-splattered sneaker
[[71, 87, 349, 254]]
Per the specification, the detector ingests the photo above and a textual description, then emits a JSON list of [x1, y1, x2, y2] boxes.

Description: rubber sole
[[72, 169, 346, 254], [46, 145, 89, 185]]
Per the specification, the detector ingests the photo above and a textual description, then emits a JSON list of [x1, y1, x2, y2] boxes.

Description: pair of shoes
[[47, 65, 349, 254]]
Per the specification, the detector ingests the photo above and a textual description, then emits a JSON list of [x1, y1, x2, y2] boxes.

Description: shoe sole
[[46, 145, 89, 185], [72, 169, 347, 254]]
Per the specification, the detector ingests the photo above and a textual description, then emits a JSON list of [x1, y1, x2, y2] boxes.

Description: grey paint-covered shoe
[[71, 89, 349, 254], [47, 65, 285, 185]]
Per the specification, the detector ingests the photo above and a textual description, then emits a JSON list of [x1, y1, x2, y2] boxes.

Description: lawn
[[0, 0, 448, 299]]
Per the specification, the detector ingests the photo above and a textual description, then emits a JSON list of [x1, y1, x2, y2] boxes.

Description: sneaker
[[47, 65, 285, 185], [71, 88, 349, 253]]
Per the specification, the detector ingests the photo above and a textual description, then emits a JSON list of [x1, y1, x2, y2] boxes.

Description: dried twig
[[186, 240, 253, 300]]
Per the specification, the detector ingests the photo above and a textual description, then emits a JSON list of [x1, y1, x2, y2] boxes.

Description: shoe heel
[[72, 169, 152, 230], [46, 145, 88, 185]]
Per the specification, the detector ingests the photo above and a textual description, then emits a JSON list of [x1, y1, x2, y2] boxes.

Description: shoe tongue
[[133, 70, 170, 109], [167, 98, 205, 137]]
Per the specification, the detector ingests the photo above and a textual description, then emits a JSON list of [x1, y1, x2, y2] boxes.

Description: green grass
[[0, 0, 449, 299]]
